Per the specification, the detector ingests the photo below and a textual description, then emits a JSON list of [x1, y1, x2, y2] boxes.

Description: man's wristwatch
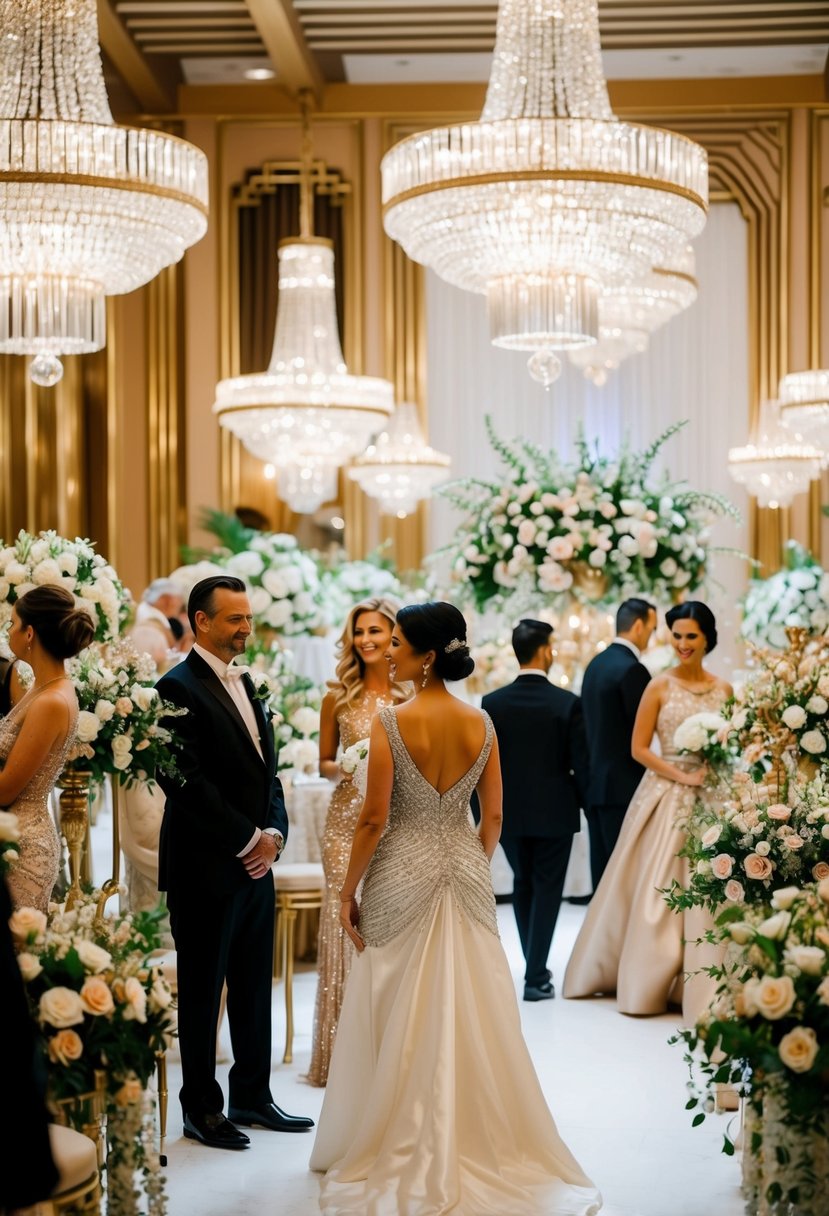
[[264, 830, 283, 856]]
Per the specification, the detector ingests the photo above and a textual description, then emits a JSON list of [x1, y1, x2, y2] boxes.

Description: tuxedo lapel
[[187, 653, 265, 765], [244, 672, 275, 771]]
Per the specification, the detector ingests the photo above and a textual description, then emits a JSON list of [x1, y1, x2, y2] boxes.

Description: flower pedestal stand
[[57, 768, 93, 909], [741, 1079, 829, 1216]]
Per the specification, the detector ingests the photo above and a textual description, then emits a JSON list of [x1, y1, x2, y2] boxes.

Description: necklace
[[29, 675, 71, 696]]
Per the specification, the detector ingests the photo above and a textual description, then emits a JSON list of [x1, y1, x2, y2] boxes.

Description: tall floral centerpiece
[[11, 892, 174, 1214], [242, 641, 323, 778], [741, 541, 829, 652], [438, 418, 739, 615]]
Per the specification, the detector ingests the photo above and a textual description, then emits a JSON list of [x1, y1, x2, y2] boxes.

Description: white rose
[[785, 946, 826, 976], [247, 586, 273, 617], [39, 987, 86, 1028], [729, 922, 753, 945], [9, 906, 47, 943], [755, 840, 771, 856], [771, 886, 802, 911], [819, 674, 829, 698], [588, 549, 606, 568], [807, 695, 829, 716], [261, 569, 290, 600], [758, 910, 792, 940], [4, 560, 28, 585], [265, 599, 293, 629], [291, 707, 320, 737], [782, 704, 807, 730], [75, 710, 101, 743], [700, 824, 722, 848], [0, 810, 19, 842], [802, 730, 827, 755], [75, 939, 112, 973], [130, 685, 158, 712], [94, 699, 115, 722], [660, 558, 677, 577], [121, 975, 147, 1023], [778, 1026, 819, 1073], [754, 974, 796, 1020], [32, 558, 65, 587], [148, 975, 174, 1012], [225, 551, 265, 578], [58, 552, 78, 576]]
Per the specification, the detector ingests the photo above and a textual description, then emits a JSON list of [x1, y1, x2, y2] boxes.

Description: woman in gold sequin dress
[[1, 586, 93, 913], [306, 597, 408, 1087], [311, 602, 601, 1215], [564, 601, 732, 1021]]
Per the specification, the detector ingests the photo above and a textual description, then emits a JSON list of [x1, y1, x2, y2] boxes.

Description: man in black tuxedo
[[156, 575, 313, 1150], [580, 597, 657, 892], [482, 619, 589, 1001]]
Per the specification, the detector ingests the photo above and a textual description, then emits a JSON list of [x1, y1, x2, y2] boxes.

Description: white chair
[[272, 862, 325, 1064]]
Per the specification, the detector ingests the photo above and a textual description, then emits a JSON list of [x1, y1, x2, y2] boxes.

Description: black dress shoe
[[227, 1102, 315, 1132], [523, 980, 555, 1001], [183, 1112, 250, 1150]]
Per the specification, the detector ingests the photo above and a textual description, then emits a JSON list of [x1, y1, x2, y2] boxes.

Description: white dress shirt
[[192, 643, 281, 858], [611, 636, 642, 659]]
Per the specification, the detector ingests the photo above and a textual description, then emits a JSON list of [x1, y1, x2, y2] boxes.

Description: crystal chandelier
[[728, 400, 825, 509], [381, 0, 708, 384], [349, 402, 451, 518], [0, 0, 208, 386], [779, 370, 829, 444], [214, 96, 394, 513]]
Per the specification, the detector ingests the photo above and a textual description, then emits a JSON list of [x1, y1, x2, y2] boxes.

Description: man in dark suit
[[156, 575, 313, 1150], [482, 619, 589, 1001], [580, 597, 657, 892]]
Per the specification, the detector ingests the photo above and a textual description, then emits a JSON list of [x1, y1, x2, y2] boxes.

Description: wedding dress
[[307, 690, 394, 1087], [310, 705, 601, 1216], [2, 683, 79, 913], [563, 679, 726, 1020]]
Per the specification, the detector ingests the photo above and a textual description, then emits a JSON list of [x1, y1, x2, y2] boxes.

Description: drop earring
[[421, 662, 430, 689]]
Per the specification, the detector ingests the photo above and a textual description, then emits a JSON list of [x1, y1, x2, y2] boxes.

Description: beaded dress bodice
[[358, 705, 498, 947], [657, 678, 727, 765], [336, 692, 392, 753]]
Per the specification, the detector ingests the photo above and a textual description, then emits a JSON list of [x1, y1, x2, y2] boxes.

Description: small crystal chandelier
[[214, 95, 394, 512], [779, 370, 829, 444], [0, 0, 208, 386], [381, 0, 708, 384], [349, 403, 451, 518], [728, 400, 825, 509]]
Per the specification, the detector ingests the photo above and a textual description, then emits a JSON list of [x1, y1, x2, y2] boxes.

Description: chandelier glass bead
[[728, 401, 825, 509], [0, 0, 208, 382], [381, 0, 708, 373], [349, 402, 451, 518], [779, 370, 829, 443]]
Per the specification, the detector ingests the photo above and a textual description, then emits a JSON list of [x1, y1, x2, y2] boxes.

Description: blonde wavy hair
[[327, 597, 408, 713]]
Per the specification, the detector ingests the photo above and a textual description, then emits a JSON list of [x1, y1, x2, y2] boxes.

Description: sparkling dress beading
[[2, 684, 79, 914], [306, 690, 394, 1087], [563, 679, 726, 1020], [310, 705, 602, 1215]]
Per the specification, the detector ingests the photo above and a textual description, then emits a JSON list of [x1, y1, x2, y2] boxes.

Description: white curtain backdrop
[[425, 202, 751, 682]]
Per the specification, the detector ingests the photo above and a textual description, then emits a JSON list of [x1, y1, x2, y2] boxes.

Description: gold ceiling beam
[[97, 0, 175, 112], [245, 0, 323, 97]]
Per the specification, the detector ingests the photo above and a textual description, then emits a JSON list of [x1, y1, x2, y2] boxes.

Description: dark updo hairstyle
[[16, 585, 95, 660], [665, 599, 717, 654], [396, 601, 475, 682]]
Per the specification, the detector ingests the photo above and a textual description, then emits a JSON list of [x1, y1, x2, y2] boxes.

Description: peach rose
[[701, 825, 722, 848], [115, 697, 134, 716], [743, 854, 773, 880], [754, 974, 796, 1020], [724, 879, 745, 903], [75, 939, 112, 974], [17, 951, 42, 981], [778, 1026, 819, 1073], [39, 987, 85, 1028], [8, 906, 47, 944], [113, 1077, 143, 1107], [711, 854, 734, 880], [47, 1029, 84, 1066], [813, 862, 829, 881], [80, 976, 115, 1017], [121, 976, 147, 1023], [767, 804, 791, 821], [784, 834, 805, 850]]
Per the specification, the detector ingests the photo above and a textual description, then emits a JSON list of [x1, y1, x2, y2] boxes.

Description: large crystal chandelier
[[381, 0, 708, 384], [728, 400, 825, 509], [779, 370, 829, 445], [214, 97, 394, 514], [349, 402, 451, 518], [0, 0, 208, 386]]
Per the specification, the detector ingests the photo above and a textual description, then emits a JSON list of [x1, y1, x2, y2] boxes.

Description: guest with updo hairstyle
[[1, 585, 93, 911], [665, 599, 717, 654], [394, 601, 476, 684]]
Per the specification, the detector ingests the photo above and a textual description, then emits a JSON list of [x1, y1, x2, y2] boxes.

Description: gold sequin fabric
[[358, 706, 498, 948], [2, 686, 79, 914], [306, 690, 394, 1087]]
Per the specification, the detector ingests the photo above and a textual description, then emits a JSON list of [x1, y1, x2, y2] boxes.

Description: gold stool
[[273, 862, 325, 1065]]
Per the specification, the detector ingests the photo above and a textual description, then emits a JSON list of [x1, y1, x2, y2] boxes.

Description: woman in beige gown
[[1, 586, 94, 913], [564, 601, 732, 1021], [310, 601, 601, 1215], [306, 597, 409, 1087]]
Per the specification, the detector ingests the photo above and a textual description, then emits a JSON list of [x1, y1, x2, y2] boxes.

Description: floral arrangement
[[0, 809, 19, 876], [12, 891, 173, 1213], [64, 640, 187, 790], [436, 418, 739, 614], [466, 637, 520, 696], [317, 547, 404, 631], [673, 711, 733, 775], [341, 738, 369, 795], [673, 883, 829, 1212], [244, 641, 323, 777], [741, 541, 829, 652], [0, 529, 128, 643]]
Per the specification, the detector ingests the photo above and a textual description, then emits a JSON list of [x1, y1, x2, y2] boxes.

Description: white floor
[[90, 815, 744, 1216]]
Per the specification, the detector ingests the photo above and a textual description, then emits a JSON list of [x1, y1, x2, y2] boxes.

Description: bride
[[309, 601, 601, 1215]]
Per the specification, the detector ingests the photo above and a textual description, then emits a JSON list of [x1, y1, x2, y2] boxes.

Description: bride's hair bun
[[16, 585, 95, 659], [396, 602, 475, 682]]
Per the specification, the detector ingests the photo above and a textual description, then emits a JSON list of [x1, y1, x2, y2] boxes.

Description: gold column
[[147, 265, 187, 577]]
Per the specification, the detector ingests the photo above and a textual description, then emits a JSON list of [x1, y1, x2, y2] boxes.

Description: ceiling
[[98, 0, 829, 108]]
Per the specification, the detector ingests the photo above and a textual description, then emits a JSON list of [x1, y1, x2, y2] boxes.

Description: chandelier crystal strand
[[349, 402, 451, 517], [214, 93, 394, 510], [380, 0, 708, 376], [728, 400, 825, 510], [0, 0, 208, 384], [779, 370, 829, 442]]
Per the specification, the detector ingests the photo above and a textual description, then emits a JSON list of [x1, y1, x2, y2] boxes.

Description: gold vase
[[569, 560, 608, 602], [57, 767, 93, 910]]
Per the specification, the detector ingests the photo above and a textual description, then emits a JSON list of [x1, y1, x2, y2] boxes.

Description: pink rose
[[711, 854, 734, 880], [767, 804, 791, 821], [744, 854, 774, 880], [724, 879, 745, 902], [813, 862, 829, 881], [784, 834, 805, 850]]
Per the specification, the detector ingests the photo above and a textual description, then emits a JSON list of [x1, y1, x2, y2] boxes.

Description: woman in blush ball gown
[[310, 601, 601, 1216], [306, 597, 409, 1087]]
